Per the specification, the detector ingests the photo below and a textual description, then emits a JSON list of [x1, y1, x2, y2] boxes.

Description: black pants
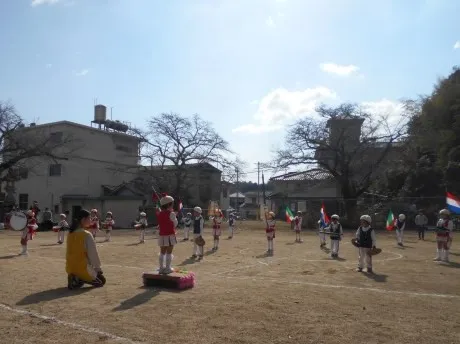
[[417, 226, 426, 239]]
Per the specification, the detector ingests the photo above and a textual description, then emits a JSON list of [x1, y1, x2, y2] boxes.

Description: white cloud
[[233, 87, 337, 134], [74, 69, 89, 76], [360, 99, 404, 127], [319, 62, 360, 76], [45, 63, 52, 68], [454, 41, 460, 49], [266, 16, 275, 27], [31, 0, 60, 6]]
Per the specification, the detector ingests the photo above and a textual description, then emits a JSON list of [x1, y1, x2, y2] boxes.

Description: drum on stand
[[10, 211, 28, 231]]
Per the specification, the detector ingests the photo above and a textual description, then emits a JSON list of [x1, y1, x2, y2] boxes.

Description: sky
[[1, 0, 459, 182]]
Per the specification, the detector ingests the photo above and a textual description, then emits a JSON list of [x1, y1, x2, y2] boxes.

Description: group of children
[[15, 194, 454, 288], [313, 208, 454, 271]]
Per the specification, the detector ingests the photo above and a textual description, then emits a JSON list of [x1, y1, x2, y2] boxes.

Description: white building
[[10, 115, 144, 227]]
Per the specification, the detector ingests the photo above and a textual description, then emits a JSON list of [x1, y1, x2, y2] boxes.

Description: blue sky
[[1, 0, 459, 181]]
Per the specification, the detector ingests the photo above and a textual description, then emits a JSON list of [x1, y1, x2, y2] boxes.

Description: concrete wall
[[62, 199, 141, 228], [11, 122, 140, 213], [272, 180, 340, 198]]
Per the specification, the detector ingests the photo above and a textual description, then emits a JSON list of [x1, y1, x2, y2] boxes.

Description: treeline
[[376, 66, 460, 207], [238, 181, 274, 193]]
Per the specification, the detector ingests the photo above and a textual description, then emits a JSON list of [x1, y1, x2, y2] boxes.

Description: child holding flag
[[228, 213, 235, 239], [294, 211, 303, 243], [266, 211, 276, 255], [434, 209, 454, 263], [327, 214, 343, 258], [183, 212, 192, 241], [395, 214, 406, 247], [319, 203, 330, 248]]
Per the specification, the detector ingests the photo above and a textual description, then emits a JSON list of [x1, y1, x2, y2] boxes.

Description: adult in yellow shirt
[[66, 209, 106, 289]]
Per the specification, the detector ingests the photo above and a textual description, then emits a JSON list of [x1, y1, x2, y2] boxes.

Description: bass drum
[[10, 211, 28, 231]]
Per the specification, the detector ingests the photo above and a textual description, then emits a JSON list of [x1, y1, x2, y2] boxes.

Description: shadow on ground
[[0, 254, 19, 260], [363, 272, 388, 283], [17, 287, 91, 305], [112, 287, 160, 311]]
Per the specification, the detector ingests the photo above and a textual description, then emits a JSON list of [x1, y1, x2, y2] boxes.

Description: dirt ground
[[0, 221, 459, 344]]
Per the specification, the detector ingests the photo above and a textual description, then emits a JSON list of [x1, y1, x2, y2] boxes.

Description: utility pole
[[236, 167, 239, 213], [262, 172, 266, 206], [257, 162, 260, 219]]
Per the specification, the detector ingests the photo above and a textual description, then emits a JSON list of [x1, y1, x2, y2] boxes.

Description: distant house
[[220, 181, 234, 210], [228, 192, 246, 209], [269, 169, 340, 226], [7, 118, 143, 226], [137, 162, 222, 209], [315, 116, 404, 182]]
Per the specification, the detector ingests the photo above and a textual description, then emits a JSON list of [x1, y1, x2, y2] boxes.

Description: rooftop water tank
[[94, 104, 107, 123]]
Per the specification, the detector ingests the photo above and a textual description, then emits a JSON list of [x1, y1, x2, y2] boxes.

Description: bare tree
[[0, 102, 77, 197], [131, 113, 232, 202], [274, 103, 407, 223], [221, 157, 248, 183]]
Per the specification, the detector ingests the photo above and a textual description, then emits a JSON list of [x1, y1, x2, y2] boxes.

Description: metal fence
[[270, 195, 456, 229]]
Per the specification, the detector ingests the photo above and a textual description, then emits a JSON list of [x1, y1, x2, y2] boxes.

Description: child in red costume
[[89, 209, 99, 239], [156, 193, 178, 274], [19, 210, 38, 256], [212, 209, 223, 251], [266, 211, 276, 256], [294, 211, 303, 243]]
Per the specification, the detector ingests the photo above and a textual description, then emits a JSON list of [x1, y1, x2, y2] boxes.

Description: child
[[327, 214, 343, 258], [265, 211, 276, 256], [103, 211, 115, 242], [434, 209, 454, 263], [415, 210, 428, 240], [192, 206, 204, 259], [66, 209, 106, 289], [212, 209, 223, 251], [135, 212, 148, 243], [355, 215, 376, 273], [395, 214, 406, 247], [56, 213, 69, 244], [318, 220, 327, 248], [228, 213, 235, 239], [156, 193, 178, 274], [89, 209, 99, 239], [19, 210, 38, 256], [183, 212, 192, 241], [294, 211, 303, 243]]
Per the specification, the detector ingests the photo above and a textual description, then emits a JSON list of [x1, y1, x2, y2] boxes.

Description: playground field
[[0, 222, 459, 344]]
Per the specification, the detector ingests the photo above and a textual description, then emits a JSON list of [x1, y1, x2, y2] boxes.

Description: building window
[[251, 197, 256, 203], [20, 167, 28, 179], [116, 145, 133, 153], [50, 132, 63, 144], [19, 194, 28, 210], [49, 164, 62, 176]]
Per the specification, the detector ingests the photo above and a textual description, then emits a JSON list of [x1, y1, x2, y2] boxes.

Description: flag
[[386, 210, 395, 231], [446, 192, 460, 214], [152, 192, 160, 208], [320, 203, 330, 227], [285, 206, 294, 223]]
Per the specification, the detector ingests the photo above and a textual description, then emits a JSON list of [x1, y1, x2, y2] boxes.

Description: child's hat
[[360, 215, 371, 223], [160, 193, 174, 206], [140, 212, 146, 217]]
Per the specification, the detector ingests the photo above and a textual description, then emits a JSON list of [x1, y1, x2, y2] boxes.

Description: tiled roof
[[269, 168, 333, 182]]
